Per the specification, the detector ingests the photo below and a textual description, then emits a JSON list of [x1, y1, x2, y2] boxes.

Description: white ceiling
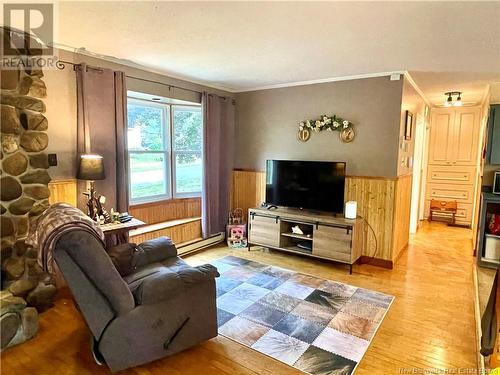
[[55, 1, 500, 105]]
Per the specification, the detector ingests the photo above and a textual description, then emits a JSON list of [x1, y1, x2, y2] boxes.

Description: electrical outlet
[[48, 154, 57, 166]]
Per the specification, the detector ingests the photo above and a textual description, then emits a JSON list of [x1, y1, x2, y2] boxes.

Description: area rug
[[211, 256, 394, 375]]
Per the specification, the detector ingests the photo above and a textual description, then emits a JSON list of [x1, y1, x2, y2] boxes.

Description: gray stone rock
[[3, 257, 24, 280], [26, 283, 56, 312], [18, 76, 47, 98], [0, 176, 22, 201], [0, 217, 14, 237], [8, 279, 37, 298], [28, 153, 49, 169], [19, 170, 51, 184], [0, 69, 19, 90], [9, 197, 35, 215], [20, 131, 48, 152], [1, 240, 13, 263], [0, 92, 46, 113], [1, 134, 19, 154], [14, 240, 29, 256], [20, 112, 48, 131], [24, 248, 38, 260], [0, 296, 27, 315], [2, 152, 28, 176], [26, 261, 47, 285], [24, 185, 50, 199], [29, 200, 49, 217], [21, 307, 38, 340], [15, 217, 29, 236], [0, 313, 20, 349], [0, 105, 21, 134]]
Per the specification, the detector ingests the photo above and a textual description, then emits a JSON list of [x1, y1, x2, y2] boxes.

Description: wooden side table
[[429, 199, 457, 225], [100, 218, 146, 247]]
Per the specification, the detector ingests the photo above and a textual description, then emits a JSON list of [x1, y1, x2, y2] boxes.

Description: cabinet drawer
[[427, 165, 476, 185], [313, 225, 352, 260], [425, 183, 474, 204], [249, 214, 280, 247], [319, 250, 351, 263]]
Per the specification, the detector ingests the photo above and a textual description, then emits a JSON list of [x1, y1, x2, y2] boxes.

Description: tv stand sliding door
[[247, 207, 364, 274]]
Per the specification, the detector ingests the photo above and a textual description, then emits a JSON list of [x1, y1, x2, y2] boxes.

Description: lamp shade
[[77, 154, 105, 181]]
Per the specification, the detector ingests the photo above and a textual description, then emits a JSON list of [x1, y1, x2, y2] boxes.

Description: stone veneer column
[[0, 31, 57, 350]]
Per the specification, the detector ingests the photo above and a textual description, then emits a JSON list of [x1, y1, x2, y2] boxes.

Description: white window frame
[[171, 105, 203, 199], [127, 98, 202, 204]]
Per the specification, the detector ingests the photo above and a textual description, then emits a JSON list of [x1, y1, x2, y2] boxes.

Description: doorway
[[409, 113, 428, 233]]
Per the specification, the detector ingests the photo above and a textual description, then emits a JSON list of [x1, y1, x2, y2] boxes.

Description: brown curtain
[[76, 63, 129, 213], [201, 93, 235, 237]]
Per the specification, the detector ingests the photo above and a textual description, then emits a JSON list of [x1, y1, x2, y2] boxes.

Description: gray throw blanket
[[26, 203, 105, 274]]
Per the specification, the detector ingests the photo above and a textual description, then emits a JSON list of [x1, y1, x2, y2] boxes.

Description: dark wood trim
[[358, 256, 393, 269], [233, 168, 265, 173], [130, 196, 200, 209], [233, 168, 400, 181], [347, 175, 398, 181]]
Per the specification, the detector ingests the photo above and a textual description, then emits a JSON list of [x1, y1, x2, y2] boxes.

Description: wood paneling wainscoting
[[129, 198, 202, 245], [47, 179, 202, 245], [232, 170, 266, 215], [129, 198, 201, 224], [392, 174, 413, 262], [232, 170, 412, 267], [345, 176, 396, 263], [48, 179, 78, 206], [129, 218, 202, 244]]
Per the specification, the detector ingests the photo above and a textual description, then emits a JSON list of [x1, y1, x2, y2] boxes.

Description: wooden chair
[[429, 199, 458, 225]]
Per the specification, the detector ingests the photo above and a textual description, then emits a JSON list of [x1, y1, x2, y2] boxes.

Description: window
[[173, 106, 203, 196], [127, 98, 202, 203]]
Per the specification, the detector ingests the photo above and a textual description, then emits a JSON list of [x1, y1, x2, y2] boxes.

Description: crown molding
[[235, 71, 407, 93], [402, 71, 431, 108]]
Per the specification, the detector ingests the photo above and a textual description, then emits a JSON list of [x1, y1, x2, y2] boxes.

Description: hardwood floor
[[1, 222, 478, 374]]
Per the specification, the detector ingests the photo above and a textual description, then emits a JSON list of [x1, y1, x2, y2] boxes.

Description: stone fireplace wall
[[0, 30, 56, 350]]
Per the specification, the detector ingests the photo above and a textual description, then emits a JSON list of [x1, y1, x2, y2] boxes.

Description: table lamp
[[77, 154, 105, 220]]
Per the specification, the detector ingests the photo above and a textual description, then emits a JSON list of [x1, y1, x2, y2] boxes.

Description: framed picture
[[405, 110, 413, 140]]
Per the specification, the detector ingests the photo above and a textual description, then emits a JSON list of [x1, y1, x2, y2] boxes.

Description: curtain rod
[[56, 60, 202, 95], [125, 75, 201, 95]]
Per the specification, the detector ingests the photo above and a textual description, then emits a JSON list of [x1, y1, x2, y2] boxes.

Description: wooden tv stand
[[247, 207, 364, 274]]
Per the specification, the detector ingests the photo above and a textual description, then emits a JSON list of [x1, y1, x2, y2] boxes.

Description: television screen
[[265, 160, 346, 214]]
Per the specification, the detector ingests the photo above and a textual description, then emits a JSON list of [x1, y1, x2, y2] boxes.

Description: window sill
[[129, 217, 201, 237], [130, 196, 201, 209]]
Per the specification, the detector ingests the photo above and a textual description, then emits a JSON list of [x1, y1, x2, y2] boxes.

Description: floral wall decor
[[297, 114, 356, 143]]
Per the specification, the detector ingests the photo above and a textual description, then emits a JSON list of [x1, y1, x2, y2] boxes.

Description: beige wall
[[44, 49, 233, 180], [234, 76, 404, 177]]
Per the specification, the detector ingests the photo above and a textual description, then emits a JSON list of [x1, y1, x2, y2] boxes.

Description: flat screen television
[[265, 160, 346, 214]]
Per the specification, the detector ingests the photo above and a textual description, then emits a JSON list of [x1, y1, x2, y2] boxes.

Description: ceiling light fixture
[[444, 91, 462, 107]]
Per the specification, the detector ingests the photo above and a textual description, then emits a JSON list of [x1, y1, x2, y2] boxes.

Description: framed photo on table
[[405, 110, 413, 140]]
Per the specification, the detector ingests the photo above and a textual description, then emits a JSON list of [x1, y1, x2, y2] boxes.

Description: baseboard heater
[[177, 232, 225, 256]]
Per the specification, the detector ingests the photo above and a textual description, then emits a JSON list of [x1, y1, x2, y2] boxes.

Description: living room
[[1, 1, 500, 374]]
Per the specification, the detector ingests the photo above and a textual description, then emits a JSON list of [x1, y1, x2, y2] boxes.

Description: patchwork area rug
[[211, 256, 394, 375]]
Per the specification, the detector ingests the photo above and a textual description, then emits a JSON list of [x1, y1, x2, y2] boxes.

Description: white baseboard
[[177, 232, 225, 256]]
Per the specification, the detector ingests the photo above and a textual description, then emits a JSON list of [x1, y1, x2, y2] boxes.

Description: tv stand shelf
[[281, 233, 313, 241], [248, 207, 364, 274]]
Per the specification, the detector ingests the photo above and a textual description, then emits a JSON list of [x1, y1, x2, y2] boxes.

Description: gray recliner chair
[[54, 230, 219, 372]]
